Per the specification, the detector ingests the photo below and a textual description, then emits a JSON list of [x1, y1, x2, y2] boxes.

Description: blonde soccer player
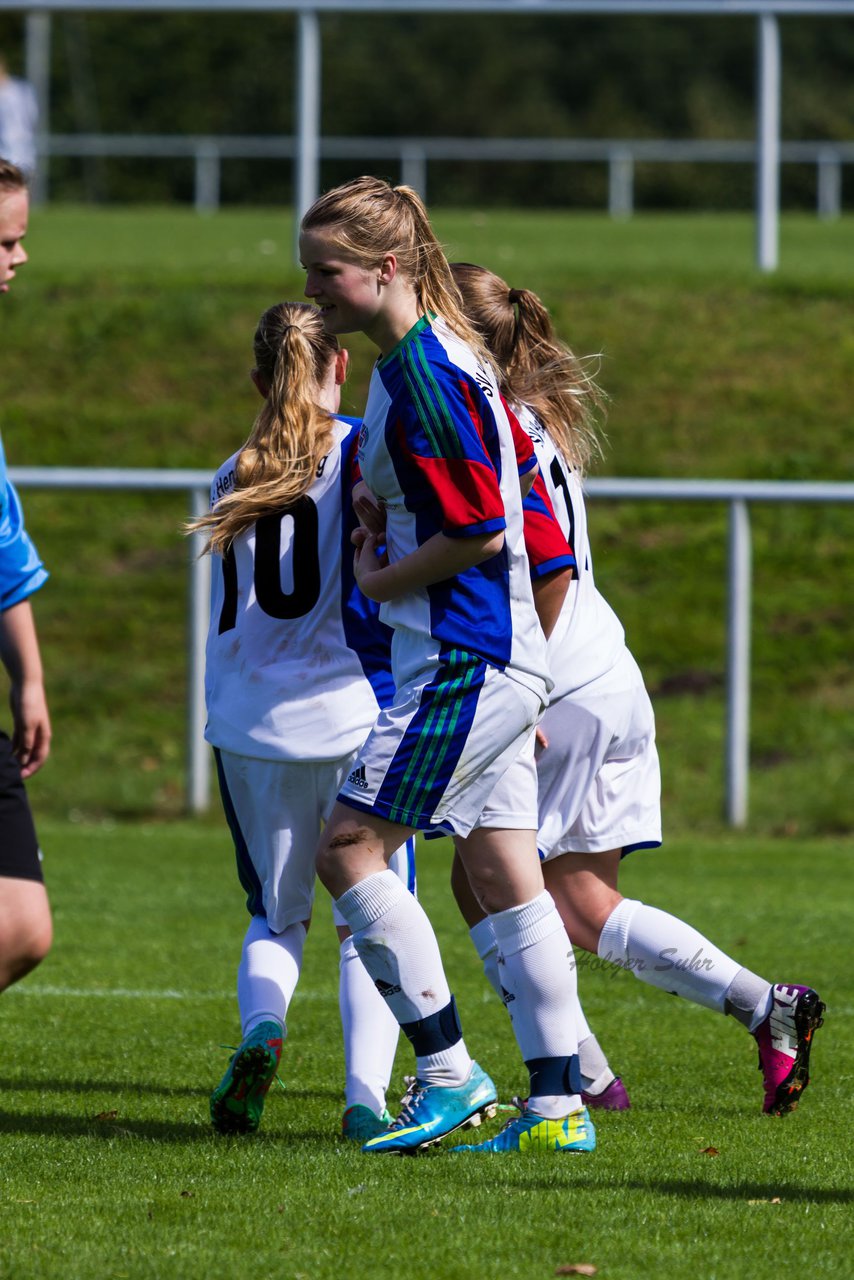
[[192, 301, 415, 1140], [302, 176, 595, 1156], [449, 263, 824, 1121]]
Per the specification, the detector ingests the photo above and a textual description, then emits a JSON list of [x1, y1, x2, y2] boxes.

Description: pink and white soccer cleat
[[753, 983, 825, 1116]]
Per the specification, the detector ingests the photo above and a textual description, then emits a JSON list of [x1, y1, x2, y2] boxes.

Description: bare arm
[[0, 599, 51, 777], [532, 566, 572, 641], [353, 527, 504, 604]]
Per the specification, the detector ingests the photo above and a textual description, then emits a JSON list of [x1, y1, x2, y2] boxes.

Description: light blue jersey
[[0, 434, 48, 611]]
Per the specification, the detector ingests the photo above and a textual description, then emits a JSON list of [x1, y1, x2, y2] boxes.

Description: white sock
[[335, 871, 471, 1086], [237, 915, 304, 1037], [469, 916, 502, 999], [578, 1034, 616, 1096], [598, 898, 744, 1012], [472, 915, 613, 1096], [339, 934, 400, 1115], [491, 891, 581, 1119]]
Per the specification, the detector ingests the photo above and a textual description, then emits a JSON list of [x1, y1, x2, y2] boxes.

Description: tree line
[[1, 9, 852, 208]]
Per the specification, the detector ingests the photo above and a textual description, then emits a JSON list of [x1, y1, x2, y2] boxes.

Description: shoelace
[[390, 1075, 427, 1128]]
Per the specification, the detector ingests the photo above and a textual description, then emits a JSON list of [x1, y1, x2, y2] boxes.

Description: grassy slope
[[0, 824, 849, 1280], [1, 208, 852, 832]]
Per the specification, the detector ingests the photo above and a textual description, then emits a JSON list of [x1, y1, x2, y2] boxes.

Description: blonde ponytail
[[189, 302, 340, 555]]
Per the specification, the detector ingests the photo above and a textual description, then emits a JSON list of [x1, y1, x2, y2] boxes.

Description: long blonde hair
[[450, 263, 606, 474], [190, 302, 340, 555], [301, 175, 493, 368]]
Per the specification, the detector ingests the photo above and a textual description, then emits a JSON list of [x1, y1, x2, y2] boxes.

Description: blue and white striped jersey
[[358, 315, 550, 700]]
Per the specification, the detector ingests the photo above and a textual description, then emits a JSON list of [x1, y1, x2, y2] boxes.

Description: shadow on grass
[[0, 1077, 340, 1104], [515, 1174, 853, 1204], [0, 1108, 343, 1146]]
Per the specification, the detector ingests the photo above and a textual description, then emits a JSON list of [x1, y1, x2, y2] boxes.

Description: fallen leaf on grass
[[94, 1110, 118, 1121], [699, 1146, 720, 1156], [555, 1265, 598, 1276], [748, 1197, 782, 1205]]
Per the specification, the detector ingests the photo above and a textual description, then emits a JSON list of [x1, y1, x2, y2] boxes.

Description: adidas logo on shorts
[[347, 764, 369, 791]]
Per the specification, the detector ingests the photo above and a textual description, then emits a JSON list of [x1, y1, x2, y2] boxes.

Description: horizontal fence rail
[[34, 134, 854, 218], [11, 467, 854, 825]]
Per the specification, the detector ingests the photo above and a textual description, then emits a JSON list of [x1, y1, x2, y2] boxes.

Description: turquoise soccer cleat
[[341, 1103, 393, 1143], [361, 1062, 498, 1154], [209, 1020, 283, 1135], [452, 1099, 596, 1154]]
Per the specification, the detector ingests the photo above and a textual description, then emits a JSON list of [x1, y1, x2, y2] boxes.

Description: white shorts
[[215, 747, 416, 933], [337, 654, 545, 839], [535, 649, 662, 860], [473, 730, 539, 830]]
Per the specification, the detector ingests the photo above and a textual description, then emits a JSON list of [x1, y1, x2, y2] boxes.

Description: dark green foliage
[[1, 11, 854, 207]]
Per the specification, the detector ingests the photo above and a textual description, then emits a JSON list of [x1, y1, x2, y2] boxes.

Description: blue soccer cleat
[[209, 1020, 283, 1135], [361, 1062, 498, 1154], [452, 1098, 596, 1154], [341, 1103, 393, 1143]]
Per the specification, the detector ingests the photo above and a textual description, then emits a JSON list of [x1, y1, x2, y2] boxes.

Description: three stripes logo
[[347, 765, 369, 791], [375, 978, 402, 998]]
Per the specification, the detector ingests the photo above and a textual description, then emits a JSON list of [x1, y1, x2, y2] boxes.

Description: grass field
[[0, 822, 850, 1280], [1, 207, 851, 834]]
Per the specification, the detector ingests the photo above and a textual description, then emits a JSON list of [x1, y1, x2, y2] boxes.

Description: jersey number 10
[[217, 498, 321, 633]]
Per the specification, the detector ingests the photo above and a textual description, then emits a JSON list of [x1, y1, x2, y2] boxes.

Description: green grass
[[0, 823, 850, 1280], [1, 207, 852, 832]]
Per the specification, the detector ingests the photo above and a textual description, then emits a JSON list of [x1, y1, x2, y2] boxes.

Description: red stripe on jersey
[[525, 472, 575, 574], [409, 451, 506, 535]]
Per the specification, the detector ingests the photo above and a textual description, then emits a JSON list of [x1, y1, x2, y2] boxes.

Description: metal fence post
[[725, 499, 752, 828], [608, 147, 634, 219], [756, 12, 781, 272], [400, 142, 427, 200], [294, 8, 321, 259], [187, 486, 212, 813], [194, 139, 221, 213], [817, 147, 842, 220]]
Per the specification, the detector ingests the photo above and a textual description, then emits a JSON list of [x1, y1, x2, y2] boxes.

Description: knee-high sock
[[470, 914, 614, 1095], [598, 898, 771, 1024], [490, 891, 582, 1118], [237, 914, 305, 1037], [339, 933, 400, 1114], [335, 871, 471, 1086]]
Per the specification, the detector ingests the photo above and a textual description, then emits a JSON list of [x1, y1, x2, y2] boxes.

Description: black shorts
[[0, 731, 43, 882]]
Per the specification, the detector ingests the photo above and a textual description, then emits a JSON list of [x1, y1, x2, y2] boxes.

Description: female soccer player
[[192, 301, 414, 1140], [302, 176, 595, 1156], [449, 262, 825, 1119], [0, 157, 53, 998]]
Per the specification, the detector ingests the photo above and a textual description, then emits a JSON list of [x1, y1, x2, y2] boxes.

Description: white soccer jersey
[[204, 418, 394, 761], [358, 315, 550, 701], [516, 405, 626, 699]]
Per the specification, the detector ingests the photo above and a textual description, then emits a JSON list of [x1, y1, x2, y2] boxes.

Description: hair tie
[[508, 288, 521, 305]]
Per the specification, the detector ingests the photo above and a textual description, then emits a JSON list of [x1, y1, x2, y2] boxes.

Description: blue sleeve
[[0, 480, 49, 611]]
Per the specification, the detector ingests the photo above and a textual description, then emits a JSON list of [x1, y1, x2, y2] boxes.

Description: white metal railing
[[10, 467, 854, 826], [34, 133, 854, 219]]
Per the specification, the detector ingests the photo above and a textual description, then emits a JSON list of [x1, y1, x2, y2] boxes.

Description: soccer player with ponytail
[[301, 176, 595, 1156], [193, 301, 414, 1140], [450, 263, 824, 1119]]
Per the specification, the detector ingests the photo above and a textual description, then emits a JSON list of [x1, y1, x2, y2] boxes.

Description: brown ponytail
[[450, 263, 606, 474]]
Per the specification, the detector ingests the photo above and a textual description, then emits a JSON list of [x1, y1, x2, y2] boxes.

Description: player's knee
[[0, 913, 52, 989]]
